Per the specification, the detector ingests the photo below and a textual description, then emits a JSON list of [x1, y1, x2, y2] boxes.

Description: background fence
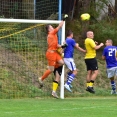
[[0, 0, 58, 20]]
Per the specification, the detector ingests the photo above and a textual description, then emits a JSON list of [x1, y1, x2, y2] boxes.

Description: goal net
[[0, 18, 65, 99], [0, 0, 59, 20]]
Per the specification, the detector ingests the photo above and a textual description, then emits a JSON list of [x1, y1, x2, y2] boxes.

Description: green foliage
[[0, 67, 47, 99], [89, 20, 117, 43]]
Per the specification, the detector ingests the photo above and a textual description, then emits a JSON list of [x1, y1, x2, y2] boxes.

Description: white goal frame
[[0, 18, 65, 99]]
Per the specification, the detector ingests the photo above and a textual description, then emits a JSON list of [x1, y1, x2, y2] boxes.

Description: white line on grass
[[5, 105, 113, 114]]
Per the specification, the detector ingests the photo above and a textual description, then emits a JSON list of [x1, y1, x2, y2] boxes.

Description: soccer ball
[[80, 13, 90, 21]]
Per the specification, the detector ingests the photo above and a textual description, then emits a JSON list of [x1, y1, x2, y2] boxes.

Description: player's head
[[87, 31, 94, 39], [66, 30, 73, 38], [105, 39, 113, 46], [45, 24, 54, 33]]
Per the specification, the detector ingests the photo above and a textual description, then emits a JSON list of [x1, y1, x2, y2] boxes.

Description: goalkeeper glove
[[61, 43, 68, 48], [63, 14, 68, 21]]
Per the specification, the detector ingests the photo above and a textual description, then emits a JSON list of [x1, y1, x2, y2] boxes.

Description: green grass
[[0, 96, 117, 117]]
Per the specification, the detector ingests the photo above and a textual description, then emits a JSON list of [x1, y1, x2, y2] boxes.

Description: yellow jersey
[[85, 38, 96, 59], [57, 48, 64, 57]]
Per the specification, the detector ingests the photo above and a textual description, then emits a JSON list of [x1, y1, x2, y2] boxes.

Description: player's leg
[[107, 68, 117, 94], [51, 52, 63, 93], [66, 70, 73, 88], [86, 70, 92, 86], [51, 53, 64, 97], [38, 52, 56, 87], [38, 66, 54, 88], [89, 70, 98, 87], [85, 59, 92, 88], [52, 66, 63, 98], [110, 77, 116, 94], [40, 66, 54, 80], [86, 71, 97, 94], [64, 58, 77, 92], [85, 58, 97, 93], [90, 58, 98, 87], [56, 52, 64, 67]]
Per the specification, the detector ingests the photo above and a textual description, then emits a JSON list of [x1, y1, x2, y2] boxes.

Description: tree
[[115, 0, 117, 17]]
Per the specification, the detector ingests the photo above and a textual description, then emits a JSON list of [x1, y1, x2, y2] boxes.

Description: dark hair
[[66, 30, 73, 37], [45, 24, 50, 33]]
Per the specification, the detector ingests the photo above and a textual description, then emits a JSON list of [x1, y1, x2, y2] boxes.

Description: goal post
[[0, 19, 65, 99]]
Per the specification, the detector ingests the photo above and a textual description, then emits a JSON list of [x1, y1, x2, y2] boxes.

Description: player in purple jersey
[[64, 30, 86, 92], [102, 39, 117, 94]]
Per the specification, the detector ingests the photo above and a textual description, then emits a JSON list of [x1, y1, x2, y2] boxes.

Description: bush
[[89, 20, 117, 44]]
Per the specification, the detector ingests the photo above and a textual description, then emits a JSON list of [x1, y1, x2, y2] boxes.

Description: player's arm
[[94, 43, 104, 50], [57, 44, 62, 48], [90, 40, 104, 50], [57, 42, 68, 48], [75, 43, 86, 53], [102, 49, 106, 60], [95, 41, 98, 45], [56, 14, 68, 30], [56, 21, 64, 31]]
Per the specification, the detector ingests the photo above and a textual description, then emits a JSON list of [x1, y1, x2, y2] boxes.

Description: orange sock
[[41, 69, 52, 81]]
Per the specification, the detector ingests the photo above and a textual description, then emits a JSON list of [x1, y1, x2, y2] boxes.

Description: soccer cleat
[[38, 77, 43, 88], [111, 90, 117, 94], [86, 86, 95, 94], [52, 91, 59, 99], [64, 84, 72, 92]]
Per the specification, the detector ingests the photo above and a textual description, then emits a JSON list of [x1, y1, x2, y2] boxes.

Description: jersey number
[[108, 48, 116, 56]]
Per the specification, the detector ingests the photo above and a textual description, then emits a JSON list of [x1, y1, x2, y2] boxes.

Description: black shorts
[[85, 58, 98, 71], [53, 66, 63, 76]]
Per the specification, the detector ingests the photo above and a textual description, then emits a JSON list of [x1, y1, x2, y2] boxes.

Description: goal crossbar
[[0, 19, 61, 24]]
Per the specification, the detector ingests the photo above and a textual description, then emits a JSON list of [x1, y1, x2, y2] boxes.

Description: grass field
[[0, 96, 117, 117]]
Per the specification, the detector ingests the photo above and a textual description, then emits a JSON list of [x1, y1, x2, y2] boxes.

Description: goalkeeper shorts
[[46, 51, 62, 66]]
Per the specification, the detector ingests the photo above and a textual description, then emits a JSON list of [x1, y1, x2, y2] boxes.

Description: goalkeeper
[[40, 45, 67, 99], [38, 14, 68, 98]]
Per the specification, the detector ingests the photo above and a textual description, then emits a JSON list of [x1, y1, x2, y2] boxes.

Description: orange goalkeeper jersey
[[47, 28, 58, 51]]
